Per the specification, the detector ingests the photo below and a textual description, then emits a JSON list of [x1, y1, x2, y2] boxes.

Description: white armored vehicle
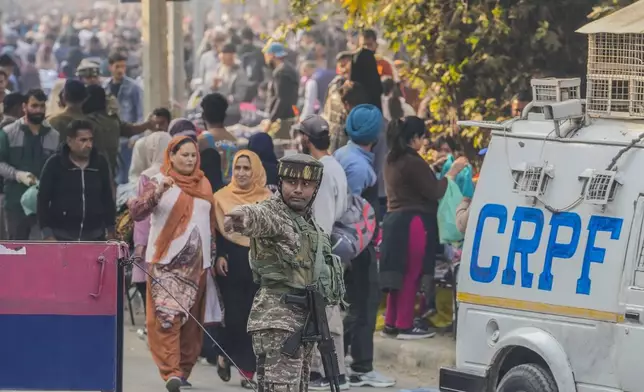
[[440, 1, 644, 391]]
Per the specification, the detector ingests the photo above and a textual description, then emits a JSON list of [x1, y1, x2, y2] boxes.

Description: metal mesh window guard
[[584, 172, 617, 205], [586, 33, 644, 117], [517, 166, 548, 197], [531, 78, 580, 106]]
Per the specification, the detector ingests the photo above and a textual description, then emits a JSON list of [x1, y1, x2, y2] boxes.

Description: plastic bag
[[440, 154, 475, 198], [20, 183, 39, 216], [437, 178, 464, 244]]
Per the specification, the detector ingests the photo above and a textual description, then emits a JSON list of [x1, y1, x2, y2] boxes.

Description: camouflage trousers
[[252, 329, 314, 392]]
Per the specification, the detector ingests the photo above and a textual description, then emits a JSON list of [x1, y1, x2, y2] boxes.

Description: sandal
[[241, 379, 257, 390], [217, 356, 231, 382]]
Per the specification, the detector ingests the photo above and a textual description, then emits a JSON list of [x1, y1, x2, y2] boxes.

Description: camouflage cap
[[76, 59, 100, 77], [278, 153, 324, 182]]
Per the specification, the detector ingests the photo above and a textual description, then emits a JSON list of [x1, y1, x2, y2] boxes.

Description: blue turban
[[345, 104, 383, 145]]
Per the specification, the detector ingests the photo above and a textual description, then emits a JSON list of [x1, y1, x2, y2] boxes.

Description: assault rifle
[[282, 285, 342, 392]]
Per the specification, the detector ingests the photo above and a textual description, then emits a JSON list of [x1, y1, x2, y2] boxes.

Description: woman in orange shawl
[[128, 136, 221, 392], [213, 150, 271, 389]]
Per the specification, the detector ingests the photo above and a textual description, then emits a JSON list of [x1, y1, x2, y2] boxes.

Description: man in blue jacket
[[103, 51, 144, 185], [334, 103, 396, 388]]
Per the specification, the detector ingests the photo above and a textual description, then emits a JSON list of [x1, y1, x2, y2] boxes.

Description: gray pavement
[[119, 326, 437, 392]]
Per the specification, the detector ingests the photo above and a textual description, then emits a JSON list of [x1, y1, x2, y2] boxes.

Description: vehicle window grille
[[584, 172, 618, 205], [518, 166, 547, 196]]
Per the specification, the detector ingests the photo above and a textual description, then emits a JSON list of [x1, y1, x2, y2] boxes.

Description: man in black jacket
[[238, 27, 265, 99], [263, 43, 300, 139], [38, 119, 116, 241]]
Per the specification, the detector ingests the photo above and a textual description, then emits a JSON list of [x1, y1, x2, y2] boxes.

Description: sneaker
[[309, 377, 351, 391], [349, 370, 396, 388], [344, 356, 353, 376], [396, 327, 436, 340], [180, 378, 192, 389], [415, 317, 453, 334], [379, 325, 398, 338], [309, 378, 331, 390], [166, 377, 182, 392]]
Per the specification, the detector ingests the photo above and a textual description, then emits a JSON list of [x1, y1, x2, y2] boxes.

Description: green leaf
[[465, 35, 480, 50]]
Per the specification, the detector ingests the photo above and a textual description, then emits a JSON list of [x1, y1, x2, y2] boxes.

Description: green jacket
[[0, 118, 60, 211], [85, 111, 134, 176], [47, 107, 87, 141]]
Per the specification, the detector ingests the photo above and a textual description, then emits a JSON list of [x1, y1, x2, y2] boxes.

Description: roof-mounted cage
[[584, 33, 644, 118], [530, 78, 581, 107], [575, 0, 644, 119]]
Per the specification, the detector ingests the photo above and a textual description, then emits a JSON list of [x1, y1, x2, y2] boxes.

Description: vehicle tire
[[496, 363, 557, 392]]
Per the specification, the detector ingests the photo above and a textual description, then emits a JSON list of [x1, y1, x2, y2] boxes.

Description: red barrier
[[0, 241, 127, 391]]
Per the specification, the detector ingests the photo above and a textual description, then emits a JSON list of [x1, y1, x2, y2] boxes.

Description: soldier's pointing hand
[[224, 210, 246, 233]]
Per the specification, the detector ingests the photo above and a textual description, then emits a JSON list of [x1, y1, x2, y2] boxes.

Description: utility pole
[[192, 0, 206, 78], [212, 0, 222, 26], [167, 1, 185, 117], [142, 0, 170, 115]]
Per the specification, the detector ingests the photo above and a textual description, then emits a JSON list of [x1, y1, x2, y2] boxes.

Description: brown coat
[[384, 149, 448, 214]]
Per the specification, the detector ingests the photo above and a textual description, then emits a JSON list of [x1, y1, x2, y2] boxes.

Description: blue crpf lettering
[[576, 216, 623, 295], [538, 212, 582, 291], [502, 207, 544, 288], [470, 204, 507, 283]]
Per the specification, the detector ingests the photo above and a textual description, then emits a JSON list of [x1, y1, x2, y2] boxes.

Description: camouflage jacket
[[322, 76, 348, 153], [235, 196, 344, 332]]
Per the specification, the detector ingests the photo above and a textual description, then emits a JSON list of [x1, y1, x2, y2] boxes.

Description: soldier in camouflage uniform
[[76, 59, 120, 116], [224, 154, 345, 392]]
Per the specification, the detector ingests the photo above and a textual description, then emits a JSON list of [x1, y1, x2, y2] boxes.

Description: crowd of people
[[0, 4, 496, 392]]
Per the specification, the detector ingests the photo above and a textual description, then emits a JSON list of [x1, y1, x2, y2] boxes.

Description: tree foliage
[[285, 0, 638, 157]]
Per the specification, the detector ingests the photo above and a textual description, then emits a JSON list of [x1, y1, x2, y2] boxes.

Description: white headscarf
[[128, 132, 173, 186], [120, 132, 173, 208], [140, 132, 172, 179]]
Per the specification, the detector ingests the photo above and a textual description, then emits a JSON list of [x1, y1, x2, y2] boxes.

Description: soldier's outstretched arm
[[232, 202, 289, 238]]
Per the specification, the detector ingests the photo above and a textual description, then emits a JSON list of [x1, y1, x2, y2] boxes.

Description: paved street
[[119, 325, 437, 392]]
